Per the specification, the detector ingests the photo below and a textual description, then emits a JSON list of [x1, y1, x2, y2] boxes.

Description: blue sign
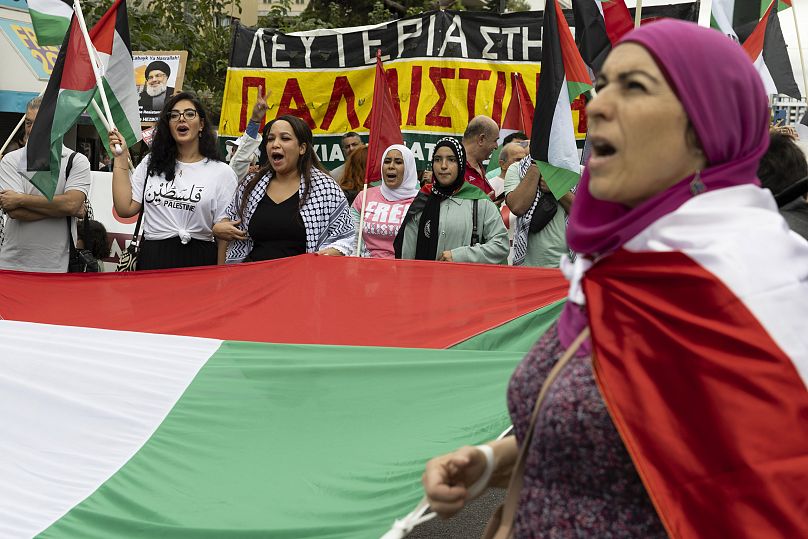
[[0, 0, 28, 12]]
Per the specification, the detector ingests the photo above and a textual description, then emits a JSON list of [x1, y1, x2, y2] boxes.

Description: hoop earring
[[690, 170, 706, 196]]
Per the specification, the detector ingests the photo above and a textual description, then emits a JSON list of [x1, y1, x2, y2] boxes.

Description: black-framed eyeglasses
[[168, 109, 198, 122]]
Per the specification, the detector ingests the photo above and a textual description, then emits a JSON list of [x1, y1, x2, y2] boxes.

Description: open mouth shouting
[[588, 135, 618, 172]]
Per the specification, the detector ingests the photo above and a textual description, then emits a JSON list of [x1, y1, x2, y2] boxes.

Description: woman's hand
[[318, 247, 344, 256], [107, 129, 129, 161], [250, 88, 270, 123], [212, 219, 247, 241], [439, 250, 453, 262], [422, 446, 489, 518]]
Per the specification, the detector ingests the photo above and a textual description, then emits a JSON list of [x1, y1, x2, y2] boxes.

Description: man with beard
[[139, 60, 175, 122]]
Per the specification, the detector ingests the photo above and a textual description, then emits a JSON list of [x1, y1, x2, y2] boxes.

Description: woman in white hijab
[[350, 144, 420, 258]]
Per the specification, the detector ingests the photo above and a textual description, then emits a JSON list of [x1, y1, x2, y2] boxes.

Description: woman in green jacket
[[394, 137, 509, 264]]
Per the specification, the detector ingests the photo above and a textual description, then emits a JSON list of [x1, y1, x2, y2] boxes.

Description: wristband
[[467, 444, 495, 498]]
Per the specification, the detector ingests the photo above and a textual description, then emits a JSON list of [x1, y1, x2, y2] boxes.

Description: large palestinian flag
[[87, 0, 142, 154], [531, 0, 593, 199], [585, 185, 808, 537], [0, 255, 567, 537], [742, 0, 801, 99], [26, 14, 97, 200]]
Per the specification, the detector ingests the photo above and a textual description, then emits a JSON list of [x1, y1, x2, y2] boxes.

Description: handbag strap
[[129, 174, 148, 247], [63, 152, 78, 255], [495, 327, 591, 537]]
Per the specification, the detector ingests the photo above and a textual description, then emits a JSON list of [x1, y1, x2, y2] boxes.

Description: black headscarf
[[414, 137, 467, 260]]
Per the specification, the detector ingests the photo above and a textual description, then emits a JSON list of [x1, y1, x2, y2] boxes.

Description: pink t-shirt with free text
[[352, 186, 414, 258]]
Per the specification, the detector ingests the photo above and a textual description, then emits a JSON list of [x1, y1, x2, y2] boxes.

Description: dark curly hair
[[146, 92, 221, 183], [239, 115, 327, 219], [77, 219, 111, 260]]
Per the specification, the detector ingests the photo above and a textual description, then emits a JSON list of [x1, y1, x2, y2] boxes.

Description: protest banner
[[220, 10, 588, 170]]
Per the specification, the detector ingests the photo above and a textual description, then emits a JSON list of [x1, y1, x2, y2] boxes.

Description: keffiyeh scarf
[[225, 167, 354, 263]]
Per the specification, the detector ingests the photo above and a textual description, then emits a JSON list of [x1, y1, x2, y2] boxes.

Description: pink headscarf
[[558, 20, 771, 350]]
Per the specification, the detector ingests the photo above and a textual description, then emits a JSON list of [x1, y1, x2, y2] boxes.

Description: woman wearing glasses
[[109, 92, 237, 270]]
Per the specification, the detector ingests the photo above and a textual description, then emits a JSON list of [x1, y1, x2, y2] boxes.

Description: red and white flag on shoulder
[[584, 185, 808, 538]]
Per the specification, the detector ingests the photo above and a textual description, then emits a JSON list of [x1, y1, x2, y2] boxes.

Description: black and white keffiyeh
[[225, 167, 354, 263], [511, 156, 576, 266]]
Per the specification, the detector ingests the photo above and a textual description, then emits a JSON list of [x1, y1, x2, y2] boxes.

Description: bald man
[[490, 141, 529, 199], [462, 115, 500, 198]]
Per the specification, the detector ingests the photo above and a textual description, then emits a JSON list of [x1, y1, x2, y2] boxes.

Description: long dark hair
[[146, 91, 221, 183], [239, 115, 326, 219]]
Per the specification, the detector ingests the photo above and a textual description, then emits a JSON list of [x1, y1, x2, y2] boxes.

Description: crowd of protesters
[[1, 17, 807, 539], [3, 68, 807, 272]]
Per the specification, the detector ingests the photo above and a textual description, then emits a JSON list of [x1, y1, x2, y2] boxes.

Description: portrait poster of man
[[134, 51, 188, 124]]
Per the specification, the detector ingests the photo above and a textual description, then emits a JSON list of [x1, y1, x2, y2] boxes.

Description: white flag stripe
[[27, 0, 73, 18], [625, 184, 808, 383], [548, 77, 581, 174], [0, 321, 221, 538]]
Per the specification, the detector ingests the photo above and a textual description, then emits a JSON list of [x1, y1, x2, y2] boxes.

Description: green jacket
[[394, 184, 509, 264]]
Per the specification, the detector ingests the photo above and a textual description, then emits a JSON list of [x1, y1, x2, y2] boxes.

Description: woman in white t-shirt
[[109, 92, 237, 270]]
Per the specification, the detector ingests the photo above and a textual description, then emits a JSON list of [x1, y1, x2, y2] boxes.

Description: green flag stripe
[[41, 342, 523, 538], [28, 10, 70, 46], [451, 299, 565, 353], [89, 80, 138, 157], [537, 161, 581, 199], [30, 87, 96, 199], [566, 80, 592, 103]]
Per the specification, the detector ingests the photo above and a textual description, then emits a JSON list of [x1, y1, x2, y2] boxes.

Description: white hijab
[[379, 144, 419, 202]]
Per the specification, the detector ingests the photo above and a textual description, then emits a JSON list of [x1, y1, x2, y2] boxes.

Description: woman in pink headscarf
[[421, 21, 808, 538]]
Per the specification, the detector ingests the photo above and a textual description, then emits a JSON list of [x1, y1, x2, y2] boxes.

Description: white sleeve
[[130, 158, 150, 203], [64, 153, 91, 195], [0, 151, 23, 192], [230, 133, 261, 182], [214, 166, 239, 223]]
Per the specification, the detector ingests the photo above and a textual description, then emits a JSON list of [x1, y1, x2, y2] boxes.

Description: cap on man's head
[[145, 60, 171, 79]]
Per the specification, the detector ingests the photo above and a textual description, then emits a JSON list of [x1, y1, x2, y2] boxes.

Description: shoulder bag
[[481, 328, 590, 539]]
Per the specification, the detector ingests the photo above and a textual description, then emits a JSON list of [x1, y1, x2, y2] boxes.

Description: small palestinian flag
[[531, 0, 593, 199], [364, 50, 403, 185], [25, 14, 97, 200], [742, 0, 801, 99], [572, 0, 633, 73], [501, 72, 534, 139], [87, 0, 142, 155], [27, 0, 72, 46]]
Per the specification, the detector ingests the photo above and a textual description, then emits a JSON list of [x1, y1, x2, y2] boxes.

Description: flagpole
[[697, 0, 713, 27], [355, 182, 369, 256], [72, 0, 122, 155], [790, 0, 808, 102], [0, 113, 26, 156], [635, 0, 643, 28], [90, 99, 135, 172]]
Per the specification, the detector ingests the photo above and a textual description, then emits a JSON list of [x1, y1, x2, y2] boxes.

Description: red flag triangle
[[364, 50, 404, 184]]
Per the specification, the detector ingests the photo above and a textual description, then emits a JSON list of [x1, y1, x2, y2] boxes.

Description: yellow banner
[[219, 59, 588, 139]]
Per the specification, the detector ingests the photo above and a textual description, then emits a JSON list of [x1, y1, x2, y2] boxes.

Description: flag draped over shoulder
[[531, 0, 592, 199], [87, 0, 141, 153], [743, 0, 801, 99], [364, 50, 403, 184], [0, 255, 568, 538], [584, 187, 808, 538], [25, 15, 96, 200], [27, 0, 72, 46]]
